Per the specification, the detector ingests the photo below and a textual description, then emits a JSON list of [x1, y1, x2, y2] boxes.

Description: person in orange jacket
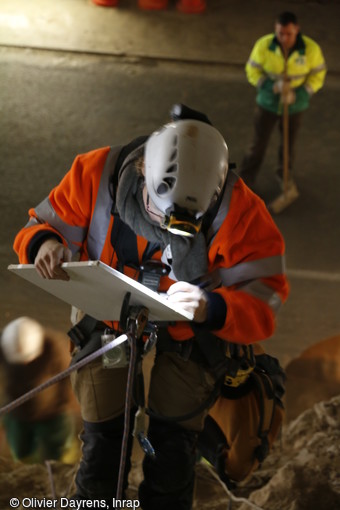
[[14, 104, 289, 509]]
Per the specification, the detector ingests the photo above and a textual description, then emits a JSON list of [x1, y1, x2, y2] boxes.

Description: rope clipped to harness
[[116, 303, 156, 499]]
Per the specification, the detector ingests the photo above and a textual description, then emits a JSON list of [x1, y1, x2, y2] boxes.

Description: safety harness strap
[[251, 371, 275, 462], [110, 135, 159, 271], [68, 314, 99, 349], [111, 135, 148, 194]]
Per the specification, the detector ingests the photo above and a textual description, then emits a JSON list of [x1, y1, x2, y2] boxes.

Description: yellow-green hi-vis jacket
[[245, 32, 327, 115]]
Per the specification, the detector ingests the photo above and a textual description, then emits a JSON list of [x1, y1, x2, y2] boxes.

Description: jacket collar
[[269, 32, 306, 56]]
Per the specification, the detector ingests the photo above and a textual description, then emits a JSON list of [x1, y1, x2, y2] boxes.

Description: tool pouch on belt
[[197, 344, 286, 488], [68, 314, 106, 365]]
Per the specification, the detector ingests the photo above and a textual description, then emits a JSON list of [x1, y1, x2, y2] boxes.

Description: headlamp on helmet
[[162, 207, 202, 237]]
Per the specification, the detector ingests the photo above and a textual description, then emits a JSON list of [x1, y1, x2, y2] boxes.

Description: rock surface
[[284, 335, 340, 422], [236, 396, 340, 510]]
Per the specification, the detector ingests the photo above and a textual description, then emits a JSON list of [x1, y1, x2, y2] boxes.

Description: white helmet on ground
[[0, 317, 44, 364], [145, 119, 229, 237]]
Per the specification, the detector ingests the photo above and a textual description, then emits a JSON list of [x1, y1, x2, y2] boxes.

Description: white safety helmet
[[0, 317, 44, 364], [145, 119, 229, 237]]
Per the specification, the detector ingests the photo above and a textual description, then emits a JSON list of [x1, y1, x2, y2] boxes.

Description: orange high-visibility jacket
[[14, 145, 289, 345]]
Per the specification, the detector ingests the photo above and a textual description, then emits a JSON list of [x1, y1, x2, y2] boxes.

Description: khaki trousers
[[70, 359, 129, 422], [70, 350, 217, 431]]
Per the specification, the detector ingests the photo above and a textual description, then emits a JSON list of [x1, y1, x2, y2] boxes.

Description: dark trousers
[[240, 106, 303, 187], [139, 419, 198, 510], [75, 412, 135, 504], [75, 415, 198, 510], [137, 351, 217, 509]]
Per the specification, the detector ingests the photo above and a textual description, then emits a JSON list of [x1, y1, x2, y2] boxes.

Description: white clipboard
[[8, 260, 193, 322]]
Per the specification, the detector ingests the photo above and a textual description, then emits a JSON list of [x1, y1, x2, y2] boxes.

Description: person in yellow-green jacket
[[239, 11, 326, 198]]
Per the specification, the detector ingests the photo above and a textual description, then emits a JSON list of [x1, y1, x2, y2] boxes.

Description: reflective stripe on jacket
[[246, 33, 326, 114], [14, 146, 289, 345]]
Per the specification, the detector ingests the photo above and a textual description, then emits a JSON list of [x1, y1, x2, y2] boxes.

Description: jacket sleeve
[[207, 179, 289, 344], [14, 147, 111, 264], [245, 37, 267, 88], [304, 38, 327, 95]]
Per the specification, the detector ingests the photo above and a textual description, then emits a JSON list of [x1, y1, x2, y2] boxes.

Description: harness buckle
[[68, 324, 86, 348], [139, 260, 170, 292]]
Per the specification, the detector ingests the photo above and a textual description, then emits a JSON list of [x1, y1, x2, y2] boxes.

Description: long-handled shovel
[[268, 51, 299, 214]]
